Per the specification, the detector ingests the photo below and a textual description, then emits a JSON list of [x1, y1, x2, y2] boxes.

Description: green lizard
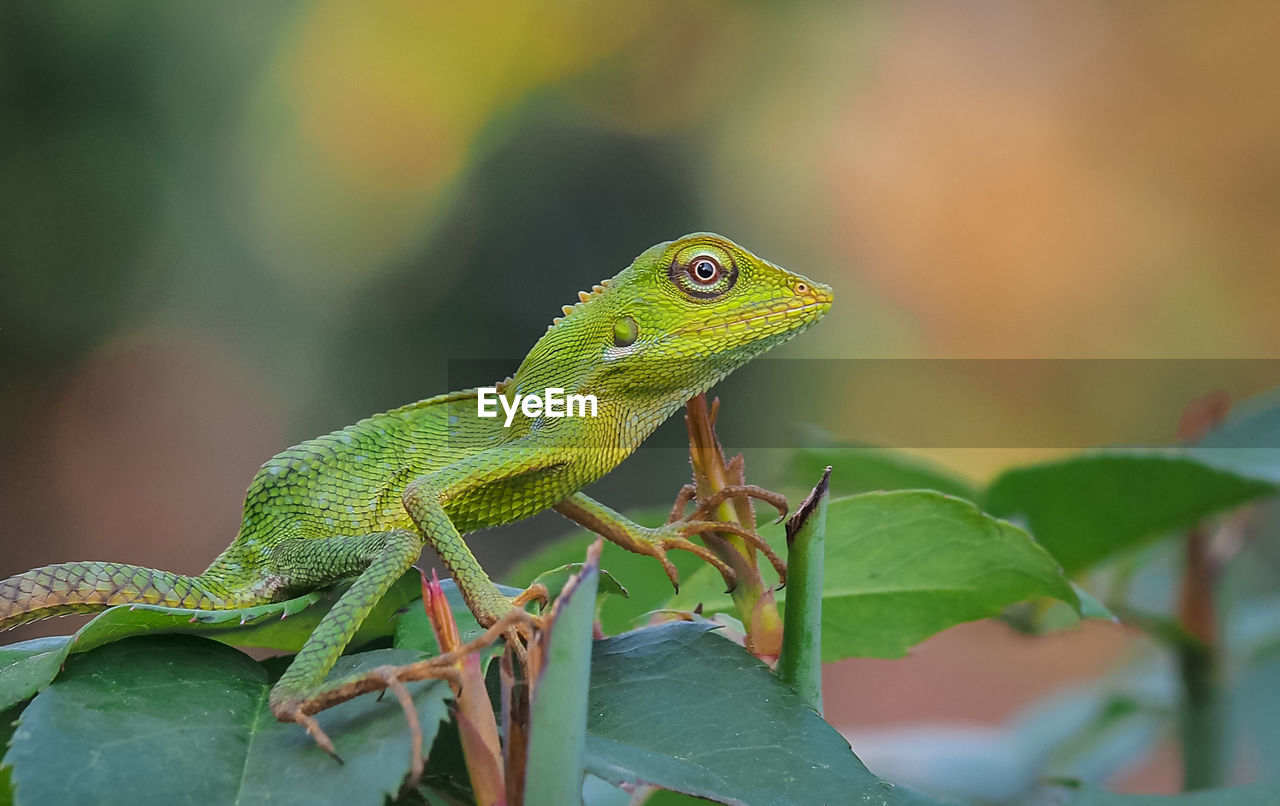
[[0, 232, 832, 753]]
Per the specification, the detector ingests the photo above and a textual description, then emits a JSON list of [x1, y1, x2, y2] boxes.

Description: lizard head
[[518, 233, 832, 407]]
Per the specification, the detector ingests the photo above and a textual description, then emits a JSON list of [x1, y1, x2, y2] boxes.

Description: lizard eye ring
[[669, 248, 738, 300], [690, 256, 721, 285]]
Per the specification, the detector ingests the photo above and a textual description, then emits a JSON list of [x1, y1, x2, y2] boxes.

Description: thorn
[[562, 304, 575, 315], [592, 283, 605, 293], [578, 290, 591, 302]]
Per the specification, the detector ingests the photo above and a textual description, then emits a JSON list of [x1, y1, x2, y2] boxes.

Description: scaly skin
[[0, 232, 832, 740]]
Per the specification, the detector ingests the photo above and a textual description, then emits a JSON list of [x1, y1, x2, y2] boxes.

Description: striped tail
[[0, 562, 226, 632]]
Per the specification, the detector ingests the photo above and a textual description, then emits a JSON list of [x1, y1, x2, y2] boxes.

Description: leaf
[[1002, 583, 1119, 636], [530, 563, 628, 603], [0, 571, 423, 711], [985, 450, 1276, 574], [78, 569, 422, 654], [671, 491, 1079, 660], [788, 446, 978, 500], [524, 540, 602, 806], [4, 635, 450, 806], [0, 637, 72, 712], [584, 621, 935, 805], [776, 468, 829, 710], [854, 654, 1174, 803]]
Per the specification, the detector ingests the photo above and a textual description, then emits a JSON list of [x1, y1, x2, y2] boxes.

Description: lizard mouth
[[676, 298, 832, 336]]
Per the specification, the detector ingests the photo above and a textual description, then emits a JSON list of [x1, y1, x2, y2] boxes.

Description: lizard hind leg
[[0, 561, 229, 632]]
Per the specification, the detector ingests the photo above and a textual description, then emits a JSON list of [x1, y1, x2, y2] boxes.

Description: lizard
[[0, 232, 833, 756]]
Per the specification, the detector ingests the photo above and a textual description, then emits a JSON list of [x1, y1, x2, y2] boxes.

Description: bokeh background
[[3, 1, 1279, 798]]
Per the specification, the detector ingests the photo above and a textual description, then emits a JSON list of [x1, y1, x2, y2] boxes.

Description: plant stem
[[777, 468, 829, 713], [1177, 528, 1223, 790], [684, 394, 784, 660]]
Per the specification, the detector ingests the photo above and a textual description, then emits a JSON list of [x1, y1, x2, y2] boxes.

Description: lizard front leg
[[267, 530, 425, 754], [553, 491, 788, 592], [401, 474, 549, 631]]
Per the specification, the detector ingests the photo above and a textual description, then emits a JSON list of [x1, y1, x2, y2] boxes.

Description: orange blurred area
[[3, 2, 1278, 799]]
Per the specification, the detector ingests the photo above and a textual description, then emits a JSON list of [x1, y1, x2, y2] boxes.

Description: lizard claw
[[644, 524, 739, 592], [279, 706, 342, 763], [372, 667, 424, 786]]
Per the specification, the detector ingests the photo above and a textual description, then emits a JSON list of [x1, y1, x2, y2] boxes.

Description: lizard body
[[0, 232, 831, 731]]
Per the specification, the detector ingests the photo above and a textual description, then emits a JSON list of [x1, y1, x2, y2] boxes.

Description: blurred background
[[3, 1, 1279, 799]]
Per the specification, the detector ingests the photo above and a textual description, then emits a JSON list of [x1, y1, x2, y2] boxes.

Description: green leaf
[[530, 563, 628, 603], [584, 622, 929, 805], [0, 571, 423, 711], [1075, 585, 1119, 623], [788, 446, 978, 500], [0, 637, 72, 712], [985, 450, 1276, 574], [776, 468, 829, 711], [1003, 583, 1119, 635], [4, 636, 449, 806], [525, 541, 602, 806], [69, 589, 326, 653], [671, 491, 1079, 660], [80, 569, 422, 654]]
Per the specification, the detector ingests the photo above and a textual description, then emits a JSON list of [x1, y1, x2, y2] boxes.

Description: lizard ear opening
[[613, 315, 639, 348]]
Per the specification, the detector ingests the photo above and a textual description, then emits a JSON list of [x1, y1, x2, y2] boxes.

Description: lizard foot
[[635, 516, 787, 593], [489, 585, 549, 664], [271, 606, 539, 787]]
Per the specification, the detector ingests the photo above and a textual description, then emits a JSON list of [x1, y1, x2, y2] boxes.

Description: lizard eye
[[690, 257, 721, 284], [669, 249, 738, 300]]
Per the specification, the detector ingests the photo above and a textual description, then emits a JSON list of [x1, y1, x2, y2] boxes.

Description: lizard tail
[[0, 562, 226, 632]]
